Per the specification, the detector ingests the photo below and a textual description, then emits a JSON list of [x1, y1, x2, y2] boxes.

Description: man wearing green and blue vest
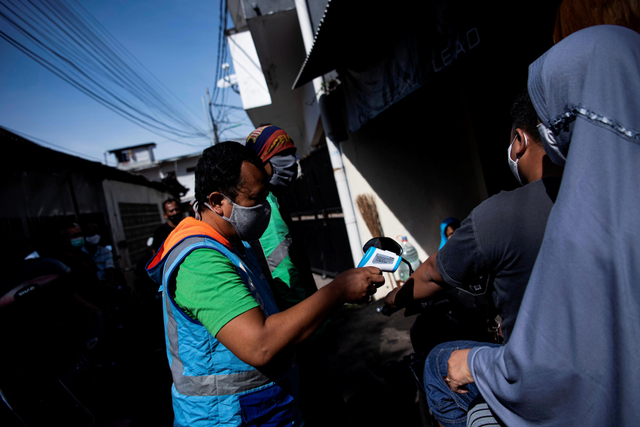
[[245, 125, 317, 311], [245, 126, 348, 426], [147, 141, 383, 426]]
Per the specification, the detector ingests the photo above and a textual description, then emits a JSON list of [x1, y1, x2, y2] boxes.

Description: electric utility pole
[[202, 96, 215, 145], [206, 88, 219, 145]]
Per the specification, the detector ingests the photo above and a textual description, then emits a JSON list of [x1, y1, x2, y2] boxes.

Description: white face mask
[[537, 123, 566, 166], [507, 132, 528, 186], [85, 235, 101, 245]]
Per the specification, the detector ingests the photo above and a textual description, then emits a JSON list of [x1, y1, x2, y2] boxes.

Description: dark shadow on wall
[[342, 71, 488, 255], [337, 2, 557, 255]]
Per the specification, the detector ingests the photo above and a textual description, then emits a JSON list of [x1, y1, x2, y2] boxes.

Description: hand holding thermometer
[[358, 237, 416, 315], [358, 247, 403, 278]]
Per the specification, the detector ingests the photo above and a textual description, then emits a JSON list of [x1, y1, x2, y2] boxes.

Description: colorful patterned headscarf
[[245, 125, 296, 163]]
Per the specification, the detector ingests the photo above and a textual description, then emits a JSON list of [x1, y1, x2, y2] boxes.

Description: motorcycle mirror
[[362, 237, 403, 256]]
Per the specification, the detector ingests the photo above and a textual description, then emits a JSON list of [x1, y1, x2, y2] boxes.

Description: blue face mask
[[70, 237, 85, 248], [205, 194, 271, 241]]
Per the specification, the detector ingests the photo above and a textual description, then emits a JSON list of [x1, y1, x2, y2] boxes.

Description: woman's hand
[[445, 349, 474, 394]]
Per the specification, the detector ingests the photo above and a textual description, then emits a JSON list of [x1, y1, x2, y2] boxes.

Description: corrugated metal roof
[[2, 128, 169, 193], [292, 0, 405, 89]]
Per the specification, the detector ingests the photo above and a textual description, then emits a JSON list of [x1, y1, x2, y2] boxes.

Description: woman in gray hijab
[[445, 25, 640, 426]]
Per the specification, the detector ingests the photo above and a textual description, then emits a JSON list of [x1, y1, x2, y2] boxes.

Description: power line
[[0, 4, 196, 137], [205, 0, 254, 143], [68, 0, 206, 126], [50, 0, 206, 134], [211, 0, 228, 108], [0, 0, 212, 145], [213, 103, 245, 111], [0, 28, 205, 144]]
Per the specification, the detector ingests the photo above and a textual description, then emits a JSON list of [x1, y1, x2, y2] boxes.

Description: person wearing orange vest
[[147, 141, 384, 426]]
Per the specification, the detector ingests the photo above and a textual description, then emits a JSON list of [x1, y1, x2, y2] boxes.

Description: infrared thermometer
[[357, 247, 402, 273]]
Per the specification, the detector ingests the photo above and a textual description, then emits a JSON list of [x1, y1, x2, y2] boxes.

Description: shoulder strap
[[162, 235, 237, 284], [162, 236, 277, 317]]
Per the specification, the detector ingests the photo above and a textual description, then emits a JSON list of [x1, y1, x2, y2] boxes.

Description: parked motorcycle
[[0, 256, 105, 426], [358, 237, 500, 426]]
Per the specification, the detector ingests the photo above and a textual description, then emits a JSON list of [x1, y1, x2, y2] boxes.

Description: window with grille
[[118, 202, 162, 265]]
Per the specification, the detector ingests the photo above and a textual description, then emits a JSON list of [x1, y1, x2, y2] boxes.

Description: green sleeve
[[173, 248, 259, 337], [257, 193, 306, 310]]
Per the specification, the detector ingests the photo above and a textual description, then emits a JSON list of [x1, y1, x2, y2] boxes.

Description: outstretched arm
[[216, 267, 384, 367], [384, 252, 445, 308]]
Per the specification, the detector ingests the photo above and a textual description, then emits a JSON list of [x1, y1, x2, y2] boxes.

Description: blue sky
[[0, 0, 253, 164]]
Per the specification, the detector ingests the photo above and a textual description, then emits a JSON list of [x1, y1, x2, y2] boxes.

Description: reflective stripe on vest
[[162, 236, 273, 396], [266, 235, 292, 273], [163, 288, 272, 396]]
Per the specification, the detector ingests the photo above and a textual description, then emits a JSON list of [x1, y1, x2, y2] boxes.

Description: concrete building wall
[[236, 8, 318, 156], [227, 0, 489, 283], [175, 163, 197, 202], [340, 80, 488, 258], [228, 30, 272, 110], [132, 155, 200, 202], [133, 147, 152, 163]]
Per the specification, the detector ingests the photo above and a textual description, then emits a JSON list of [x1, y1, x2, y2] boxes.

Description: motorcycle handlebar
[[376, 305, 400, 316], [377, 299, 430, 317]]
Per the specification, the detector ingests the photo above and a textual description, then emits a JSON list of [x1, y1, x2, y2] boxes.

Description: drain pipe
[[325, 138, 363, 267], [295, 0, 363, 267]]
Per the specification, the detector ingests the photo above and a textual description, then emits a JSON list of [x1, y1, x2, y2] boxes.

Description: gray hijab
[[468, 25, 640, 426]]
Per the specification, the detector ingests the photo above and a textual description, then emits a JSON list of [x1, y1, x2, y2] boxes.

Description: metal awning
[[292, 0, 401, 89]]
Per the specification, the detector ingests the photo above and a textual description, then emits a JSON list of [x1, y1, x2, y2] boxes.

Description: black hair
[[447, 219, 461, 231], [162, 198, 179, 213], [194, 141, 265, 213], [510, 88, 541, 145]]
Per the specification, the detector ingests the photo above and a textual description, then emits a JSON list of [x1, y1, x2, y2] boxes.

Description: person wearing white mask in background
[[83, 222, 115, 286]]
